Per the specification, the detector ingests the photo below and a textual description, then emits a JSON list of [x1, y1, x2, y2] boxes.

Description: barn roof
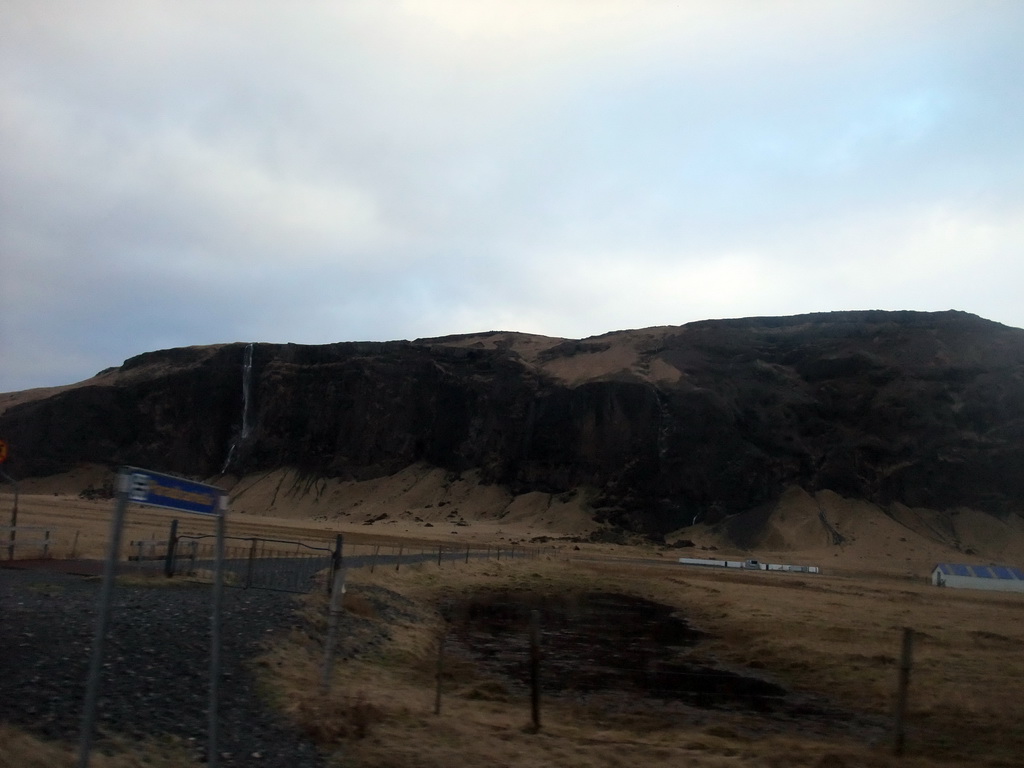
[[933, 563, 1024, 580]]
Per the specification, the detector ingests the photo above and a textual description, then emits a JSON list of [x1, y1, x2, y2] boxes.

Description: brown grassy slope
[[425, 327, 684, 386], [5, 463, 1024, 578], [680, 486, 1024, 577]]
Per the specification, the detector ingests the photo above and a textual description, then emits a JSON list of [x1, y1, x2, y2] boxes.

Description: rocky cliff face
[[2, 310, 1022, 533]]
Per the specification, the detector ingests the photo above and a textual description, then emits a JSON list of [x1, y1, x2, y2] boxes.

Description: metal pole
[[208, 499, 226, 768], [321, 569, 347, 693], [893, 627, 914, 756], [77, 473, 129, 768]]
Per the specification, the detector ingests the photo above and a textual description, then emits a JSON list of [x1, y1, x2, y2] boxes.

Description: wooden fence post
[[245, 538, 258, 588], [164, 519, 179, 578], [437, 545, 443, 567], [396, 544, 403, 572], [2, 467, 18, 561], [465, 544, 470, 564], [330, 534, 344, 594], [529, 609, 541, 732], [370, 544, 379, 573], [893, 627, 914, 756], [320, 569, 347, 693], [434, 632, 446, 715]]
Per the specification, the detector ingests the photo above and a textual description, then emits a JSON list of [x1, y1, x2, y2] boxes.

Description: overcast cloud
[[2, 1, 1023, 391]]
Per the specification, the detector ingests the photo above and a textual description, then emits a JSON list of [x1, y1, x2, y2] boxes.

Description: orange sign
[[0, 439, 7, 464]]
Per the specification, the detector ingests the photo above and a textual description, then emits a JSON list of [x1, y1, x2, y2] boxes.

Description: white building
[[678, 557, 820, 574], [931, 563, 1024, 593]]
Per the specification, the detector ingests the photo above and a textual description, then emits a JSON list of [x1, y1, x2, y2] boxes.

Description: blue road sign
[[80, 467, 228, 768], [122, 466, 225, 516]]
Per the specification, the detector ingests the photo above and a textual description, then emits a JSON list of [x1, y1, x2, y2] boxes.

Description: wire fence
[[2, 525, 54, 560], [165, 535, 336, 593], [121, 528, 542, 594]]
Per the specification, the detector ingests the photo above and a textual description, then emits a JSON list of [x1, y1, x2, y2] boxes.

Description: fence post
[[497, 547, 501, 562], [893, 627, 915, 756], [434, 631, 445, 715], [244, 539, 258, 589], [77, 476, 129, 768], [164, 519, 179, 578], [396, 544, 403, 572], [208, 507, 226, 768], [370, 544, 379, 573], [437, 545, 443, 567], [330, 534, 344, 594], [2, 467, 18, 561], [43, 530, 50, 559], [465, 544, 470, 564], [321, 569, 347, 693], [529, 609, 541, 732]]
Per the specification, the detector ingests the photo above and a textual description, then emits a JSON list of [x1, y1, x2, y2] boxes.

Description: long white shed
[[678, 557, 820, 574], [931, 563, 1024, 593]]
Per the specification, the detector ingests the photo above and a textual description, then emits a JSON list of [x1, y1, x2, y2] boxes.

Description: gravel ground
[[0, 566, 344, 766]]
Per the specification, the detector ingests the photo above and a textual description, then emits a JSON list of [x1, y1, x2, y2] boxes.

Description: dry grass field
[[0, 725, 199, 768], [256, 557, 1023, 768], [3, 477, 1023, 767]]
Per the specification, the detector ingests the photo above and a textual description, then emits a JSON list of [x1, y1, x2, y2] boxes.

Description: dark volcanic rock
[[2, 310, 1023, 533]]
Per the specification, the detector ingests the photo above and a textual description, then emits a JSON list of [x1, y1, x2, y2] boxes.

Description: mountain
[[2, 310, 1022, 535]]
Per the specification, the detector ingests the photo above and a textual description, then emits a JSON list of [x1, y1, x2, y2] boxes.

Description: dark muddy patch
[[441, 591, 787, 713]]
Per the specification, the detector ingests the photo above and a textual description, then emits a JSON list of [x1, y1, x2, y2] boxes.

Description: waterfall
[[240, 342, 254, 439], [221, 343, 255, 474]]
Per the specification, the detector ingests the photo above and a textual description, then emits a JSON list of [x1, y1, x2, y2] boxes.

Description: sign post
[[77, 467, 227, 768]]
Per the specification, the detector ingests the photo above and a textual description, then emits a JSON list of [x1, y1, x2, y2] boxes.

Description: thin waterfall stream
[[221, 342, 255, 474], [240, 342, 254, 439]]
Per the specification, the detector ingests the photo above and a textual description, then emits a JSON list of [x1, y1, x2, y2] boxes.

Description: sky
[[2, 1, 1023, 392]]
